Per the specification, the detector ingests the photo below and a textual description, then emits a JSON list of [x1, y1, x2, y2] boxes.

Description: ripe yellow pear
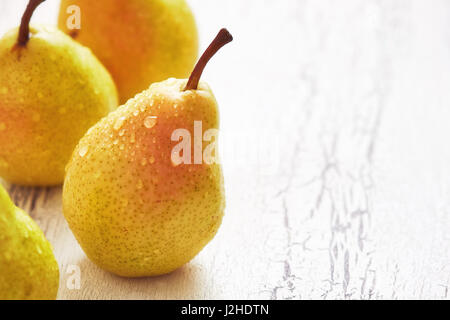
[[0, 0, 118, 186], [58, 0, 199, 104], [63, 29, 232, 277], [0, 184, 59, 300]]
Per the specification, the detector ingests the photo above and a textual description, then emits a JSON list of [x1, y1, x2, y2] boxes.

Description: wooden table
[[2, 0, 450, 300]]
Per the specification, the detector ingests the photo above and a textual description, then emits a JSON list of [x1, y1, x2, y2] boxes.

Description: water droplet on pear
[[144, 116, 157, 129], [78, 145, 89, 157]]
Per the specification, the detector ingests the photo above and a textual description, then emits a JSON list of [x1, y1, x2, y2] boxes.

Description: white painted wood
[[1, 0, 450, 299]]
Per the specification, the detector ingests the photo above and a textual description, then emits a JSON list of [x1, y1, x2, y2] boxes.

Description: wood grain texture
[[1, 0, 450, 299]]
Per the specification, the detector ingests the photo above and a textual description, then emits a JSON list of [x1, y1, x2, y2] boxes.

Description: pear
[[0, 184, 59, 299], [63, 29, 233, 277], [0, 0, 118, 186], [58, 0, 198, 104]]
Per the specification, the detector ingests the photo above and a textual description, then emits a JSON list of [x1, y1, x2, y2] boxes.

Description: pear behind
[[58, 0, 198, 103], [0, 25, 118, 186]]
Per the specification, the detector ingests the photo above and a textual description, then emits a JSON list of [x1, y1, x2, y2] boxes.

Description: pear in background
[[58, 0, 198, 104], [63, 29, 232, 277], [0, 184, 59, 300], [0, 0, 118, 186]]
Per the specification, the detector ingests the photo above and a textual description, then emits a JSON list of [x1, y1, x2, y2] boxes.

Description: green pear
[[63, 29, 232, 277], [0, 184, 59, 299], [0, 0, 118, 186]]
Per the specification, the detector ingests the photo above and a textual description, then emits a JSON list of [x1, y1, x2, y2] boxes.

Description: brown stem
[[17, 0, 45, 47], [184, 28, 233, 91]]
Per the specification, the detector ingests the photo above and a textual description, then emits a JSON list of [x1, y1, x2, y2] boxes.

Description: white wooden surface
[[2, 0, 450, 300]]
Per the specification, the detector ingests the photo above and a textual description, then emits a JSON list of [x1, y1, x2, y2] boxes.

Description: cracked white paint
[[1, 0, 450, 299]]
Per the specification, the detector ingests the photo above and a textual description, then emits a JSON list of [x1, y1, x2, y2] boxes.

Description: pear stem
[[184, 28, 233, 91], [17, 0, 45, 47]]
